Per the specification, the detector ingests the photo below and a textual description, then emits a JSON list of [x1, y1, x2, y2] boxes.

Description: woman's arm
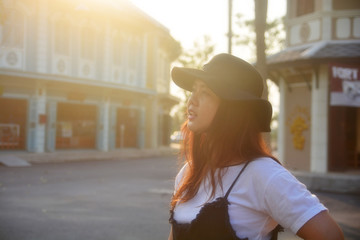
[[296, 210, 344, 240], [168, 227, 173, 240]]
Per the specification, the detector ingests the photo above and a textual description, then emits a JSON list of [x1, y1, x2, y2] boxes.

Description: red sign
[[39, 114, 47, 124], [330, 63, 360, 107]]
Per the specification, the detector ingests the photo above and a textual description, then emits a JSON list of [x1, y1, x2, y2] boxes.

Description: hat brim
[[171, 67, 261, 101], [171, 67, 273, 132], [171, 67, 209, 92]]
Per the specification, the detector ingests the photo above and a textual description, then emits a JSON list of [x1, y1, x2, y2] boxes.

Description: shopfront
[[328, 63, 360, 170], [116, 108, 138, 148], [0, 98, 27, 150], [56, 102, 97, 149]]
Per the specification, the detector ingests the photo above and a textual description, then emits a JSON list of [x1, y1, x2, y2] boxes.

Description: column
[[45, 101, 57, 152], [97, 99, 110, 151], [277, 78, 287, 164], [310, 65, 329, 173], [27, 85, 47, 152], [108, 104, 117, 150], [140, 33, 148, 88], [102, 23, 111, 82], [322, 0, 332, 41], [36, 0, 48, 73], [138, 106, 146, 149], [145, 96, 158, 148]]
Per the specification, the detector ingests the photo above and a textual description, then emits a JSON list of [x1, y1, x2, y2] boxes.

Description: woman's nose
[[188, 92, 199, 106]]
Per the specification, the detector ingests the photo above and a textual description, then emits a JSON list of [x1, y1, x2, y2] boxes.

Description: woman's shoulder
[[226, 157, 285, 177], [247, 157, 286, 174], [240, 157, 291, 187], [177, 162, 189, 176], [174, 162, 189, 189]]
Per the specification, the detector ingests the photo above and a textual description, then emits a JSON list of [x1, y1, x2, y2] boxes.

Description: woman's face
[[187, 80, 220, 133]]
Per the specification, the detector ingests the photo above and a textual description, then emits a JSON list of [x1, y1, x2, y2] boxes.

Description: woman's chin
[[187, 123, 206, 134], [187, 122, 198, 133]]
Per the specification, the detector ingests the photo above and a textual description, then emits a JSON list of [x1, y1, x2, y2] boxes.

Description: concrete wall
[[283, 83, 312, 171]]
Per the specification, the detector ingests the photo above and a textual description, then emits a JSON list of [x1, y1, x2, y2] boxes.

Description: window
[[2, 8, 24, 48], [333, 0, 360, 10], [113, 33, 124, 66], [157, 54, 169, 93], [128, 37, 140, 70], [55, 20, 70, 55], [296, 0, 315, 17], [81, 26, 95, 60]]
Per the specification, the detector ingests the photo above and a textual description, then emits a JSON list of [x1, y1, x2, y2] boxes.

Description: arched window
[[2, 8, 24, 48], [54, 20, 70, 55], [128, 36, 140, 70], [113, 33, 124, 66], [81, 25, 95, 60], [296, 0, 315, 17], [333, 0, 360, 10]]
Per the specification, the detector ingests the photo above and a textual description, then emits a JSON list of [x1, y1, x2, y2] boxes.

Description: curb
[[0, 146, 180, 165], [292, 171, 360, 195]]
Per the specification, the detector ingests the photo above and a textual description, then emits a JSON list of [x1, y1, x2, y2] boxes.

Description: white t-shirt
[[172, 157, 327, 240]]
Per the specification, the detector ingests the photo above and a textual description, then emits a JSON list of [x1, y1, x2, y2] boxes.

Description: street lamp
[[228, 0, 233, 54]]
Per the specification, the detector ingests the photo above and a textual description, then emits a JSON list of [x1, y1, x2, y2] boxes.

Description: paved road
[[0, 156, 359, 240]]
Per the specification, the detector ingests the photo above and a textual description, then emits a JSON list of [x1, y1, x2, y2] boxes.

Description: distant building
[[268, 0, 360, 172], [0, 0, 180, 153]]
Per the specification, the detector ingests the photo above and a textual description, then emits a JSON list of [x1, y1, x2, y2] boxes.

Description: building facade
[[268, 0, 360, 172], [0, 0, 180, 153]]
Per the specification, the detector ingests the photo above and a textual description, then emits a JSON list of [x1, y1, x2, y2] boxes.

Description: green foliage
[[234, 14, 285, 56], [176, 35, 215, 69]]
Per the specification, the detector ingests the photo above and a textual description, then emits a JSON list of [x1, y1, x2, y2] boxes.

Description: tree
[[233, 1, 285, 149], [254, 0, 268, 98], [254, 0, 272, 148], [176, 35, 215, 69], [234, 15, 285, 60]]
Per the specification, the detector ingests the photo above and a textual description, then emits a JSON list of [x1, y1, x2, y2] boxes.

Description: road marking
[[148, 188, 173, 195]]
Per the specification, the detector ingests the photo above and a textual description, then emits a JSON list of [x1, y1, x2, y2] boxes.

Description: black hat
[[171, 53, 272, 132]]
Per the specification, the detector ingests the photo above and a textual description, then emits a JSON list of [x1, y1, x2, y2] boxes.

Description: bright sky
[[129, 0, 286, 58], [129, 0, 286, 113]]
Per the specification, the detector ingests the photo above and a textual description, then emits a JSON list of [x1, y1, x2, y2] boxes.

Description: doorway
[[116, 108, 138, 148], [329, 106, 360, 171], [56, 103, 97, 149], [0, 98, 27, 150]]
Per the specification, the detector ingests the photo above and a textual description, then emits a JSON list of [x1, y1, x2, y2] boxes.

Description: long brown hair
[[171, 100, 278, 208]]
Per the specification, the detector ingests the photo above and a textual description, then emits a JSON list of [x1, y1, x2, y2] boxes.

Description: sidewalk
[[292, 170, 360, 195], [0, 146, 179, 164], [1, 145, 360, 194]]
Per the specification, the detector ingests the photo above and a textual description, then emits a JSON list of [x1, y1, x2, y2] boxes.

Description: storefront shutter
[[109, 105, 117, 150], [27, 98, 37, 152], [46, 101, 57, 152]]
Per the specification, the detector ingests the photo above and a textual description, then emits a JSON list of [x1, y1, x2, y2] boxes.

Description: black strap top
[[169, 162, 250, 240], [169, 162, 282, 240]]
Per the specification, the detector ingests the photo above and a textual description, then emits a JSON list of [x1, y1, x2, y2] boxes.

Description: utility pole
[[228, 0, 233, 54]]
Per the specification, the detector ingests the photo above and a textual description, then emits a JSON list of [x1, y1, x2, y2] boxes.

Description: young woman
[[168, 53, 344, 240]]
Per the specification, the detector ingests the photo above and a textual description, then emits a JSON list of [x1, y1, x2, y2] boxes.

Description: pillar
[[310, 65, 329, 173], [46, 100, 57, 152], [97, 99, 110, 151], [277, 78, 288, 164], [27, 85, 46, 152]]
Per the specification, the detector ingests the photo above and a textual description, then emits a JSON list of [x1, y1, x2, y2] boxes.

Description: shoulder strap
[[270, 224, 284, 240], [224, 161, 250, 199]]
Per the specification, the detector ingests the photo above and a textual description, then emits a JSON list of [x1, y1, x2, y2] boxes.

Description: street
[[0, 156, 359, 240]]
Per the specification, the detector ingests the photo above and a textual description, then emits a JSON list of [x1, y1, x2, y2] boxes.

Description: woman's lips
[[188, 110, 197, 120]]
